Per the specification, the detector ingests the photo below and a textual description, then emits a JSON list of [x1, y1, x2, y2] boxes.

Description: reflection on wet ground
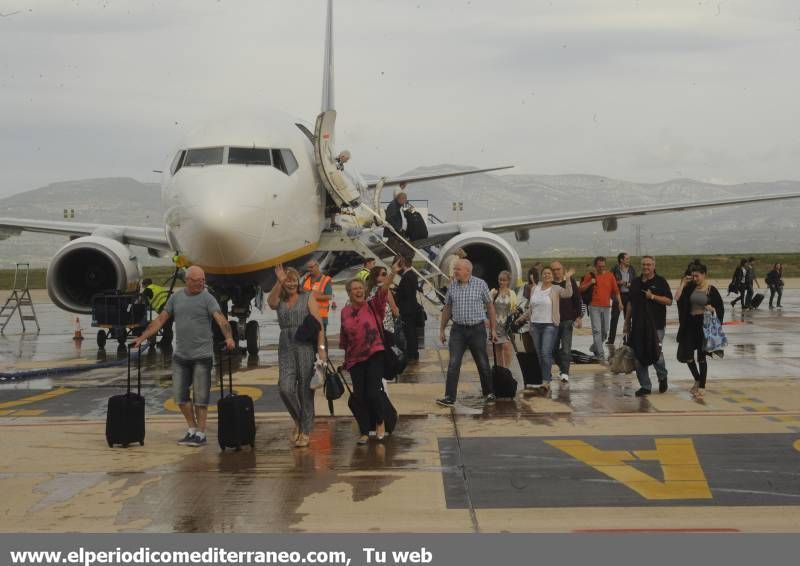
[[1, 287, 800, 532]]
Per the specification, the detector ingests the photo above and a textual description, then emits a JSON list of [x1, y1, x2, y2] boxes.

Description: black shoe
[[658, 380, 668, 393], [436, 397, 455, 407], [635, 388, 651, 397]]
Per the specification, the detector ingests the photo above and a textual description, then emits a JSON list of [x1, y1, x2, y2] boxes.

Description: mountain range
[[1, 171, 798, 268]]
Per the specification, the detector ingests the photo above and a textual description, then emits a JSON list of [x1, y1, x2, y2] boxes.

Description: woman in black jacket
[[676, 263, 724, 399]]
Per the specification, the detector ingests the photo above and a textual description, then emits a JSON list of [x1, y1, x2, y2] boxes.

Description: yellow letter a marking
[[546, 438, 712, 500]]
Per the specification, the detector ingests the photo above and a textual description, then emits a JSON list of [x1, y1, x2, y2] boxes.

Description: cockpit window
[[228, 147, 271, 166], [184, 147, 224, 167], [270, 148, 298, 176], [171, 150, 186, 175], [281, 149, 298, 175]]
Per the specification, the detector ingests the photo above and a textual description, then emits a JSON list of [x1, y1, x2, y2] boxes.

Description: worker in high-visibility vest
[[141, 278, 173, 347], [141, 278, 170, 313], [355, 256, 375, 282], [301, 259, 333, 331]]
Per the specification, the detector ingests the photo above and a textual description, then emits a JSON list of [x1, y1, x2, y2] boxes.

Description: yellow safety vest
[[145, 284, 169, 312]]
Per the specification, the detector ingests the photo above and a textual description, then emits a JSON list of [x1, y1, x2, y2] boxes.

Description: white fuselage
[[160, 111, 327, 285]]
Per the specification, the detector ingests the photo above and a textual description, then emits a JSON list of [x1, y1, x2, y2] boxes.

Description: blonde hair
[[345, 278, 365, 295], [280, 267, 303, 301]]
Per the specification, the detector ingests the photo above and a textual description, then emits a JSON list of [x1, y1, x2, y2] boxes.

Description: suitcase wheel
[[139, 441, 144, 446]]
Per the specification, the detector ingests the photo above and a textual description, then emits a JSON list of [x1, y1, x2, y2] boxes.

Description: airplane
[[2, 0, 800, 356]]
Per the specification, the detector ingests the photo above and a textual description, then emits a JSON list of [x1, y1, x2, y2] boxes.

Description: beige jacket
[[528, 280, 574, 326]]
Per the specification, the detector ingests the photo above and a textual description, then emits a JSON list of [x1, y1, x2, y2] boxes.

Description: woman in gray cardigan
[[515, 266, 575, 391]]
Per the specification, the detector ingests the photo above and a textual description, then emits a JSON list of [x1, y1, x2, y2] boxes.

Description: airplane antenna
[[321, 0, 335, 113]]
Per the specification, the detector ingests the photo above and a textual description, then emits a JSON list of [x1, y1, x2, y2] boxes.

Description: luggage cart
[[91, 291, 148, 350]]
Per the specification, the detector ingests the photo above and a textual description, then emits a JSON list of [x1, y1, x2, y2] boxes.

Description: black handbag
[[370, 305, 406, 380], [294, 313, 322, 345], [323, 361, 345, 401]]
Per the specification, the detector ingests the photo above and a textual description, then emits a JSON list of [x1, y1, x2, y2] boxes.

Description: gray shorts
[[172, 356, 213, 406]]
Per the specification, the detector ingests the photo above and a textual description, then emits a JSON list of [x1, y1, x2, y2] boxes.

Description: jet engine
[[601, 217, 618, 232], [435, 232, 521, 288], [46, 236, 143, 313]]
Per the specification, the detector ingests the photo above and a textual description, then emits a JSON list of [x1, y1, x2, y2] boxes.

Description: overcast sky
[[1, 0, 799, 197]]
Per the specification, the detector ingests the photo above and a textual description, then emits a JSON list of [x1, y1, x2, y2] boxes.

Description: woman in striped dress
[[267, 264, 326, 448]]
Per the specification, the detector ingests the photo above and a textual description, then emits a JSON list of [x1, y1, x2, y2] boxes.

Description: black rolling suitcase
[[491, 344, 518, 398], [511, 334, 543, 386], [216, 351, 256, 451], [750, 293, 765, 309], [105, 345, 145, 447], [346, 375, 399, 435]]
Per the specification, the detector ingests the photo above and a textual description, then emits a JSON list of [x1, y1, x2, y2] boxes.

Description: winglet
[[321, 0, 335, 112]]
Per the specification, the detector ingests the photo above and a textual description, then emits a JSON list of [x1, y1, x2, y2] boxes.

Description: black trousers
[[349, 352, 385, 434], [400, 310, 418, 359], [608, 293, 629, 343]]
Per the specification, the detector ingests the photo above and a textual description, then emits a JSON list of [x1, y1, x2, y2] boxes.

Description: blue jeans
[[634, 328, 668, 391], [531, 323, 559, 382], [445, 323, 494, 400], [172, 356, 212, 407], [555, 320, 574, 376], [588, 306, 611, 360]]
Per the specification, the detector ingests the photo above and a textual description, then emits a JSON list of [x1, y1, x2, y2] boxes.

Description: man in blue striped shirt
[[437, 259, 498, 406]]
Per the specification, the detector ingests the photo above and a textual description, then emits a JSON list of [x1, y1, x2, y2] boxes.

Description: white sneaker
[[560, 373, 569, 383]]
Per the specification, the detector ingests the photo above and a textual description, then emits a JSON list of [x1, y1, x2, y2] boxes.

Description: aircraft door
[[314, 110, 361, 208]]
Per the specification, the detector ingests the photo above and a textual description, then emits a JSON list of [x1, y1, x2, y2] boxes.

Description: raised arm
[[307, 297, 327, 362], [267, 264, 286, 310]]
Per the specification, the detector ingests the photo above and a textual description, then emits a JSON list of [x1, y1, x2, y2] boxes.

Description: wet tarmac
[[1, 287, 799, 532]]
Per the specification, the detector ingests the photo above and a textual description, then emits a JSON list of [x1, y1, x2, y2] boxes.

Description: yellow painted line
[[547, 438, 712, 501], [0, 387, 72, 410], [794, 439, 800, 452], [9, 409, 46, 417], [199, 241, 319, 275], [163, 385, 263, 413]]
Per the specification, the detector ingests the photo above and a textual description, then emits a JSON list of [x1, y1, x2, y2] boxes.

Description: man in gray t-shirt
[[134, 266, 235, 447]]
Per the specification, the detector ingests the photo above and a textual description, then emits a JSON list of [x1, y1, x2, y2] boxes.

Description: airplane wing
[[0, 218, 171, 251], [425, 192, 800, 240], [366, 165, 514, 189]]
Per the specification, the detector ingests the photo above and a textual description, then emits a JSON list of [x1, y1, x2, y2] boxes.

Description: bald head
[[185, 266, 206, 295]]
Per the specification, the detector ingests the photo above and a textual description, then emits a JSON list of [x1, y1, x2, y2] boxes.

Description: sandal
[[356, 435, 369, 445], [294, 433, 310, 448]]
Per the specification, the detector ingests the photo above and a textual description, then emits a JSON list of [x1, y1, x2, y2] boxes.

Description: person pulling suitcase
[[133, 266, 235, 447]]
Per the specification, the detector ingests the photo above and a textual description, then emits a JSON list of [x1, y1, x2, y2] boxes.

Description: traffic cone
[[72, 317, 84, 341]]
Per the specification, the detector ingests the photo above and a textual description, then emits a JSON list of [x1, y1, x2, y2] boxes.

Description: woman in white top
[[489, 270, 517, 368], [516, 266, 575, 390]]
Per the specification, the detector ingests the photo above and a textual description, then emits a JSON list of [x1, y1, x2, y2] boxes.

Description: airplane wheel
[[97, 330, 107, 349], [245, 321, 259, 356]]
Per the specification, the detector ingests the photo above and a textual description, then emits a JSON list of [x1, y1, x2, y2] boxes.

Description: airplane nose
[[169, 169, 271, 271]]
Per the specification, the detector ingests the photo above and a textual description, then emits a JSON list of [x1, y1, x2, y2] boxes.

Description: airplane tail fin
[[321, 0, 335, 113]]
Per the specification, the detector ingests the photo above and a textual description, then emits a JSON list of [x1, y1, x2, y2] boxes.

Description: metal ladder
[[319, 214, 447, 308], [0, 263, 41, 334]]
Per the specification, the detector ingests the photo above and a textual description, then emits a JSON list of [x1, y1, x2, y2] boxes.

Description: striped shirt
[[446, 276, 491, 325]]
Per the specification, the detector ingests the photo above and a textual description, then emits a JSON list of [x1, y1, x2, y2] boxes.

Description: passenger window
[[184, 147, 224, 167], [171, 150, 186, 175], [281, 149, 298, 175], [228, 147, 271, 166]]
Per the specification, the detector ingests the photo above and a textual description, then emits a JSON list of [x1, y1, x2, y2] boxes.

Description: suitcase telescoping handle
[[127, 344, 142, 396], [218, 348, 234, 397]]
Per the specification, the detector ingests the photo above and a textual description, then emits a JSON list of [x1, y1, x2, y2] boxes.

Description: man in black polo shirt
[[624, 255, 673, 397]]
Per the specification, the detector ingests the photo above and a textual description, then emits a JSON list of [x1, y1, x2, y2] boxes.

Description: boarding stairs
[[0, 263, 40, 334], [319, 203, 448, 307]]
